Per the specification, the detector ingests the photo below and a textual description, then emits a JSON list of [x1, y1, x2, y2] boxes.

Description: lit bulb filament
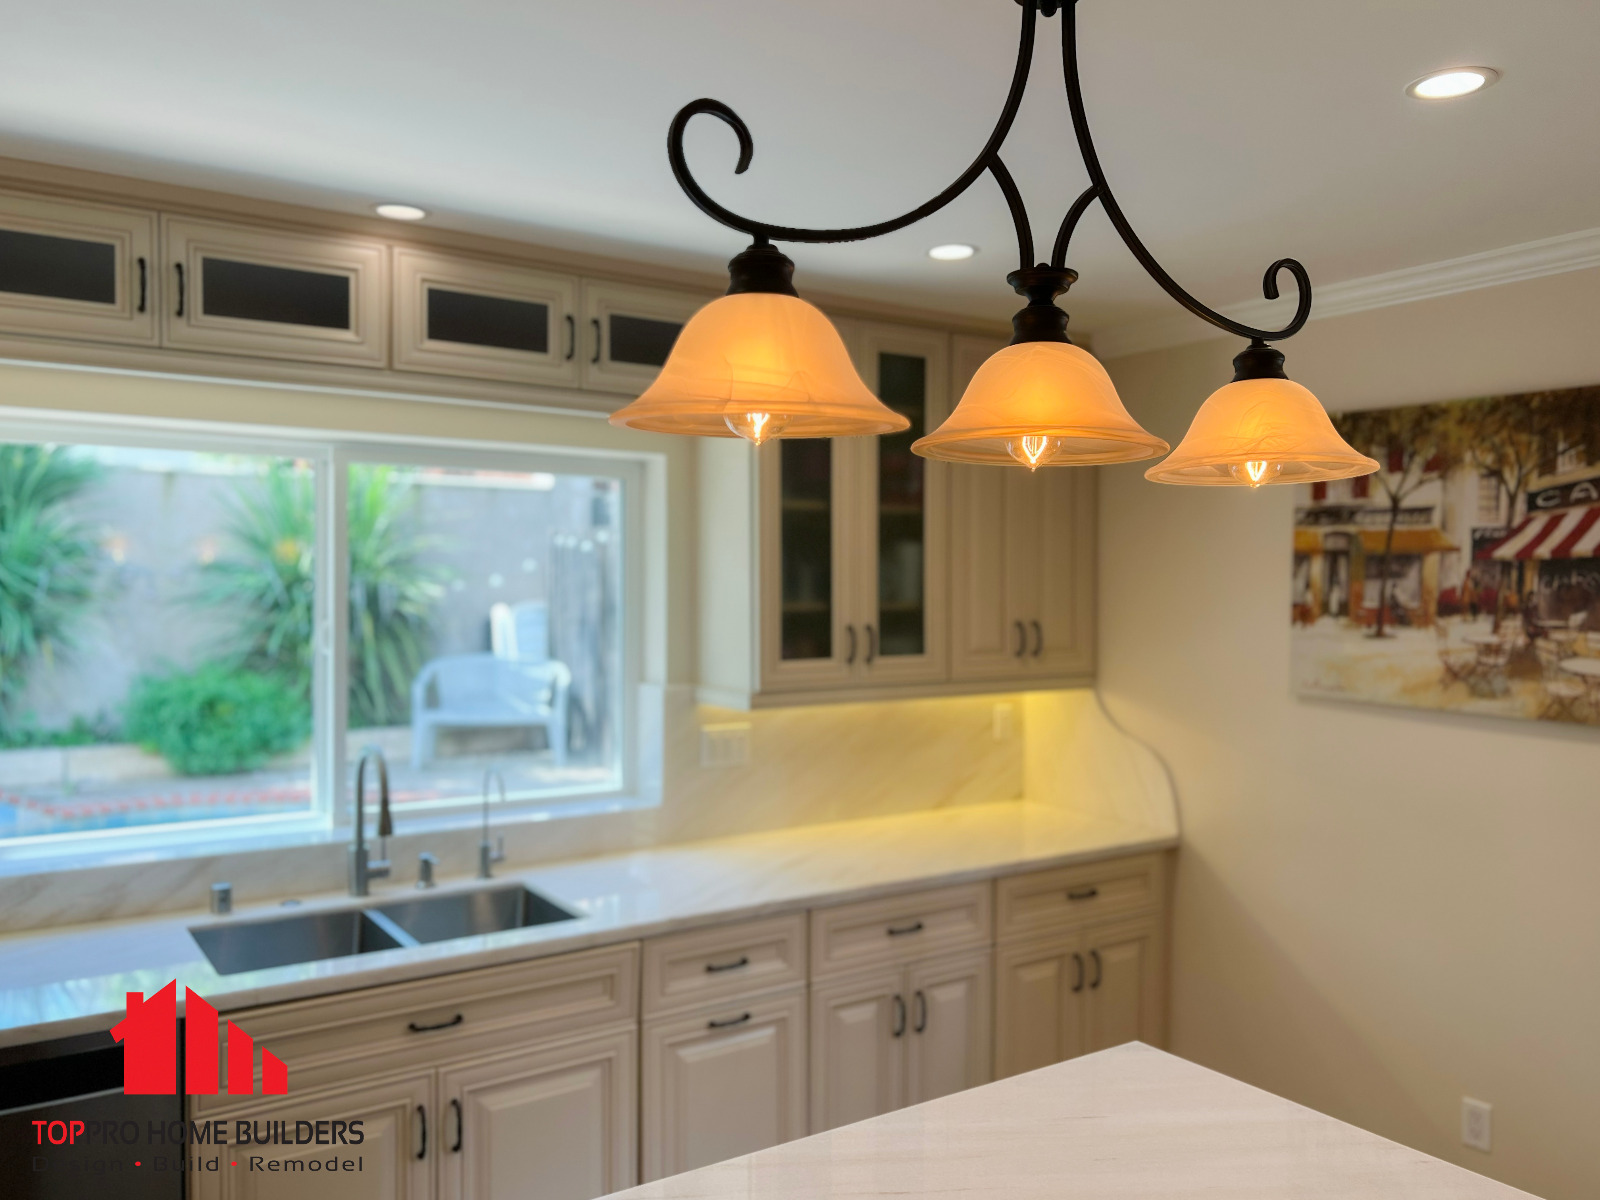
[[1017, 435, 1053, 469], [746, 412, 774, 443], [1243, 460, 1270, 484]]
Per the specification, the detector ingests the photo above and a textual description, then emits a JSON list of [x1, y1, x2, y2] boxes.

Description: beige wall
[[1100, 266, 1600, 1200]]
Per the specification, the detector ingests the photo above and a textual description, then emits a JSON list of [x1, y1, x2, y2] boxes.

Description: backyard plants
[[0, 445, 100, 724]]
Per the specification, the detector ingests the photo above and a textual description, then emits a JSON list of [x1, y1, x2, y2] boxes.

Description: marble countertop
[[0, 801, 1175, 1048], [613, 1042, 1535, 1200]]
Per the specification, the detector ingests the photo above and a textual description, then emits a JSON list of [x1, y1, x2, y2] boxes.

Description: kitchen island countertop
[[610, 1042, 1535, 1200]]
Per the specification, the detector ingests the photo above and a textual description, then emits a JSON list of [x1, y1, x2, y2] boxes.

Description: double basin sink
[[190, 885, 577, 976]]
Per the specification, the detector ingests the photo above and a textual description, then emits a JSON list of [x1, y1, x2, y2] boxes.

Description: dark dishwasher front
[[0, 1029, 184, 1199]]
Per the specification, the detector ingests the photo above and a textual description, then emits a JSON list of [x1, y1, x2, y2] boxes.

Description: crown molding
[[1091, 226, 1600, 361]]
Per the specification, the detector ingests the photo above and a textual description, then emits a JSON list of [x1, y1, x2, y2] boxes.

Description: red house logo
[[111, 981, 287, 1096]]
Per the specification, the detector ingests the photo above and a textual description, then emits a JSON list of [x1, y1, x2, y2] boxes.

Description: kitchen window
[[0, 424, 641, 855]]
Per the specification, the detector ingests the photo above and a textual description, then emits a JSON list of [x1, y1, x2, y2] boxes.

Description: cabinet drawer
[[162, 216, 387, 365], [996, 853, 1163, 942], [197, 943, 637, 1111], [642, 914, 806, 1016], [0, 190, 157, 345], [810, 882, 990, 979], [394, 248, 579, 386]]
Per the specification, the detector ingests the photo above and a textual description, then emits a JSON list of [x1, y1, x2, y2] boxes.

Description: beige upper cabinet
[[0, 190, 157, 345], [580, 279, 708, 395], [393, 248, 579, 386], [162, 216, 388, 366], [948, 333, 1096, 686]]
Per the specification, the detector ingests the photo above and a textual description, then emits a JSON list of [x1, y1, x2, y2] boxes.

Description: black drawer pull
[[886, 920, 924, 937], [913, 989, 927, 1033], [1072, 951, 1085, 993], [1014, 620, 1026, 657], [891, 994, 907, 1037], [407, 1013, 464, 1034], [1090, 948, 1103, 989], [1031, 620, 1043, 657], [415, 1105, 427, 1159], [450, 1098, 463, 1153], [137, 257, 147, 313], [591, 316, 602, 363], [705, 955, 750, 973], [708, 1012, 752, 1029], [1067, 887, 1099, 901], [565, 313, 576, 360], [174, 262, 185, 317]]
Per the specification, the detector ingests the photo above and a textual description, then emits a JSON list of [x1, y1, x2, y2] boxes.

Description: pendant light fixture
[[626, 0, 1374, 489]]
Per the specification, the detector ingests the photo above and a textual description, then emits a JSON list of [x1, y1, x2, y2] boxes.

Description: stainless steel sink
[[191, 909, 411, 976], [373, 886, 576, 944]]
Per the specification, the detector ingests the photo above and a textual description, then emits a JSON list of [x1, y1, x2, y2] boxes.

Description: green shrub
[[0, 714, 118, 750], [124, 664, 309, 776]]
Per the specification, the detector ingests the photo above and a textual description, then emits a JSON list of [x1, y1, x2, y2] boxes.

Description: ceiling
[[1, 1, 1596, 337]]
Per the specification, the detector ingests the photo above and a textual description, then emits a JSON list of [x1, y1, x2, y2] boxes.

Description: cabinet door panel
[[1084, 919, 1159, 1054], [642, 989, 807, 1181], [394, 248, 579, 385], [1032, 466, 1096, 677], [0, 190, 157, 344], [994, 935, 1085, 1079], [190, 1072, 432, 1200], [580, 280, 708, 394], [162, 216, 386, 366], [905, 950, 991, 1105], [440, 1028, 636, 1200], [809, 968, 905, 1131], [852, 323, 949, 686]]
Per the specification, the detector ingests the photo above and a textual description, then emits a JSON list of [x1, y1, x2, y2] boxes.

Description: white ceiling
[[1, 1, 1596, 336]]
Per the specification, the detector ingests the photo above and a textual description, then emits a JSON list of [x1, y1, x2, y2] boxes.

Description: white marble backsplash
[[0, 686, 1041, 932]]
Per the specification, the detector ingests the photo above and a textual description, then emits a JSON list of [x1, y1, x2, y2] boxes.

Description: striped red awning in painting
[[1485, 505, 1600, 560]]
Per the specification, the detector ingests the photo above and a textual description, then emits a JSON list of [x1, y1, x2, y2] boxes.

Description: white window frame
[[0, 409, 657, 870]]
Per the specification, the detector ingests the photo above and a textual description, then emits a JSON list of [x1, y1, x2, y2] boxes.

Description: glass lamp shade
[[607, 292, 908, 440], [1144, 376, 1378, 486], [911, 341, 1169, 466]]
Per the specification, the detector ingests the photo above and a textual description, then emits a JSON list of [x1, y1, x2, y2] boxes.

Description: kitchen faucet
[[349, 746, 393, 897], [479, 768, 507, 879]]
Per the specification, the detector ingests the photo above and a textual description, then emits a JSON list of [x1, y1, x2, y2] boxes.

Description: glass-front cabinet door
[[853, 323, 949, 685]]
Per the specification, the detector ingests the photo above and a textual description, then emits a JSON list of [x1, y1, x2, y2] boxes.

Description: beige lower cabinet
[[995, 914, 1163, 1079], [640, 988, 807, 1181], [192, 1071, 434, 1200], [810, 949, 992, 1132], [439, 1027, 636, 1200]]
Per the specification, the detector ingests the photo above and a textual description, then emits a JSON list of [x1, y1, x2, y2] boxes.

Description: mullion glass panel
[[780, 440, 833, 660], [876, 352, 927, 658]]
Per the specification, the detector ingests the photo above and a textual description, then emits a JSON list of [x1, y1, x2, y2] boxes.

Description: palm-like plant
[[197, 464, 446, 727], [0, 445, 101, 718]]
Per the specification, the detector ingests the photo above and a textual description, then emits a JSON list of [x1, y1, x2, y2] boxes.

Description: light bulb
[[1005, 434, 1065, 471], [1230, 459, 1283, 488], [725, 411, 790, 444]]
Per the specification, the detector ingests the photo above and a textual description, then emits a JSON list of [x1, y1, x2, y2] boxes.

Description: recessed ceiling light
[[928, 243, 977, 262], [1406, 67, 1500, 100], [374, 203, 428, 221]]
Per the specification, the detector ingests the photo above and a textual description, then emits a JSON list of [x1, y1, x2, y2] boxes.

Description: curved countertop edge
[[0, 802, 1178, 1049]]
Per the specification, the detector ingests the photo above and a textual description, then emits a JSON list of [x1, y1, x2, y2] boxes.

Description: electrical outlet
[[1461, 1097, 1492, 1153], [992, 702, 1015, 741], [700, 722, 752, 769]]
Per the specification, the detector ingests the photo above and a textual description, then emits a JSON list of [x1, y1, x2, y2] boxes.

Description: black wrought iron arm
[[1058, 2, 1311, 341], [666, 1, 1040, 245]]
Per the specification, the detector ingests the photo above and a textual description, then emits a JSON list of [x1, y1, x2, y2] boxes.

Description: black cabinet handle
[[1031, 620, 1043, 657], [450, 1098, 463, 1153], [591, 316, 601, 364], [887, 920, 924, 937], [416, 1105, 427, 1160], [1067, 886, 1099, 901], [565, 313, 576, 360], [407, 1013, 464, 1034], [137, 257, 147, 313], [913, 989, 927, 1034], [705, 955, 749, 973], [1014, 620, 1027, 657], [1090, 949, 1103, 989], [845, 624, 857, 665], [708, 1012, 752, 1029], [1072, 952, 1085, 993], [174, 262, 185, 317], [891, 994, 907, 1038], [864, 624, 877, 664]]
